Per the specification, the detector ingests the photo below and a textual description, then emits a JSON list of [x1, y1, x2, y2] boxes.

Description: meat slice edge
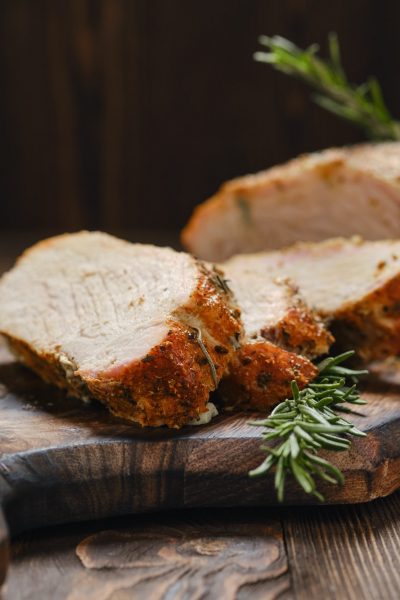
[[0, 232, 242, 428], [218, 267, 333, 411], [182, 142, 400, 262], [225, 237, 400, 362]]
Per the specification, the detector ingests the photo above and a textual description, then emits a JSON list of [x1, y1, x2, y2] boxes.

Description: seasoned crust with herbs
[[225, 237, 400, 361], [218, 265, 333, 410], [219, 340, 318, 411], [182, 142, 400, 262], [0, 232, 242, 428]]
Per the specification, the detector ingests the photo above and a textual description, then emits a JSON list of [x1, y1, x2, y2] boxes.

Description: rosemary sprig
[[191, 326, 218, 389], [249, 351, 368, 502], [254, 33, 400, 141]]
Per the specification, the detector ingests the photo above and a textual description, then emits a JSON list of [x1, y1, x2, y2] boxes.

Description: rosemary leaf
[[248, 351, 368, 501], [254, 33, 400, 140]]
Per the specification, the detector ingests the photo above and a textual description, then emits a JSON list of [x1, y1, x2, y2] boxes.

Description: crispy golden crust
[[4, 267, 242, 429], [218, 341, 318, 411], [333, 273, 400, 360], [3, 335, 86, 394], [260, 296, 333, 359], [180, 263, 242, 348], [181, 150, 346, 255], [83, 269, 242, 428], [85, 324, 222, 427], [218, 288, 330, 412]]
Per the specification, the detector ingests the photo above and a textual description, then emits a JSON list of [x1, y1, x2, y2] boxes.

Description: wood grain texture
[[0, 257, 400, 598], [283, 491, 400, 600], [0, 340, 399, 533], [3, 509, 290, 600], [4, 497, 400, 600], [3, 0, 397, 232]]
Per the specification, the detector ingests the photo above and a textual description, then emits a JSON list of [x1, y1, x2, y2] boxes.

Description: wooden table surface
[[2, 234, 400, 600], [3, 493, 400, 600]]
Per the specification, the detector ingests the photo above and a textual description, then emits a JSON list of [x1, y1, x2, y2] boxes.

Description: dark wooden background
[[1, 0, 400, 233]]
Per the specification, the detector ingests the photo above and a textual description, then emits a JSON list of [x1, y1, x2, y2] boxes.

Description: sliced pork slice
[[225, 237, 400, 361], [0, 232, 242, 428], [182, 142, 400, 261], [218, 272, 333, 410]]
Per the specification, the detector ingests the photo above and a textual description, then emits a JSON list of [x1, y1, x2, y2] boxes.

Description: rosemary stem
[[254, 33, 400, 141], [249, 351, 368, 501]]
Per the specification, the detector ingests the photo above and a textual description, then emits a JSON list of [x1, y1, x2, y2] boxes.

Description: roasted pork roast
[[224, 237, 400, 361], [0, 232, 242, 427], [218, 271, 333, 410], [3, 232, 399, 424], [182, 142, 400, 261]]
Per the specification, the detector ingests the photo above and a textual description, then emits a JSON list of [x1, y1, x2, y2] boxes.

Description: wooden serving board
[[1, 346, 400, 584]]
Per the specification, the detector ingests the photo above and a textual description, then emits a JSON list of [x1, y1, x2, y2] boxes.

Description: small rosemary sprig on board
[[254, 33, 400, 141], [249, 351, 368, 502]]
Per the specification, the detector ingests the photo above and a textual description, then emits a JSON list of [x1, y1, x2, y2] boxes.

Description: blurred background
[[0, 0, 399, 238]]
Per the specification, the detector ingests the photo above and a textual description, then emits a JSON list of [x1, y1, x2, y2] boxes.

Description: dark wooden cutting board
[[1, 344, 400, 584]]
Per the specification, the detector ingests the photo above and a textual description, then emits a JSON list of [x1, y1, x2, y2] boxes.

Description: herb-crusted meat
[[218, 269, 333, 410], [0, 232, 242, 427], [225, 237, 400, 361], [182, 142, 400, 261]]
